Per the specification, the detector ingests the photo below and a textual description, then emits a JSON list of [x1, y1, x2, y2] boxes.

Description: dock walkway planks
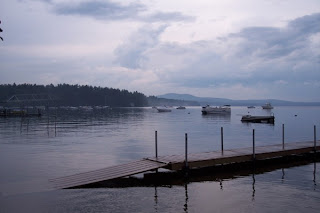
[[147, 141, 319, 170], [50, 140, 319, 189], [50, 159, 167, 189]]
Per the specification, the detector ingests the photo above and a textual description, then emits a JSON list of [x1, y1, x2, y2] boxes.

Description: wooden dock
[[50, 140, 319, 189]]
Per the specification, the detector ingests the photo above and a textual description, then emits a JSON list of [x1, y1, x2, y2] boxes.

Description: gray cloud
[[45, 0, 194, 23], [114, 25, 167, 69], [53, 1, 145, 20], [113, 13, 320, 97], [141, 11, 195, 22], [231, 13, 320, 60]]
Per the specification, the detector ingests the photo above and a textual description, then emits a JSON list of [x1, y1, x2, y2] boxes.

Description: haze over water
[[0, 106, 319, 212]]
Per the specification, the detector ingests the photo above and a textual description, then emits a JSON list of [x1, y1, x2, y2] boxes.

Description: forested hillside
[[0, 84, 148, 107]]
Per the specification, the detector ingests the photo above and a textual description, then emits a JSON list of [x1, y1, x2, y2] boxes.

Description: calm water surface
[[0, 106, 319, 212]]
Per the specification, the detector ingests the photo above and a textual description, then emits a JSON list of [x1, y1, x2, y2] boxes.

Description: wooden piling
[[155, 131, 158, 158], [282, 124, 285, 150], [185, 133, 188, 169], [221, 127, 224, 152], [55, 116, 57, 136], [252, 129, 255, 160], [314, 125, 317, 152]]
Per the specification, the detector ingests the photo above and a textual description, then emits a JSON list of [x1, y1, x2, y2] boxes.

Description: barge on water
[[241, 115, 275, 123]]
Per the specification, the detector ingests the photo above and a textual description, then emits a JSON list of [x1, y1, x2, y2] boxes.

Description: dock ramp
[[50, 159, 167, 189]]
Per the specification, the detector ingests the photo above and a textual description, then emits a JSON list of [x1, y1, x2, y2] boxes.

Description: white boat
[[156, 106, 172, 112], [262, 103, 273, 109], [176, 106, 186, 109], [201, 105, 231, 114]]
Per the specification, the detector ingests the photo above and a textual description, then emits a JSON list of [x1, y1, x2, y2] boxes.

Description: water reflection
[[184, 184, 188, 213], [282, 168, 285, 183], [1, 107, 150, 141], [201, 113, 231, 122], [154, 187, 158, 213], [151, 158, 317, 212], [314, 162, 317, 189], [252, 173, 255, 201]]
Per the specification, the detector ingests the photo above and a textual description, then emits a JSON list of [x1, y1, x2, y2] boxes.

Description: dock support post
[[185, 133, 188, 170], [54, 116, 57, 137], [20, 117, 23, 133], [155, 131, 158, 158], [314, 125, 317, 152], [221, 127, 224, 152], [252, 129, 255, 160], [282, 124, 285, 150]]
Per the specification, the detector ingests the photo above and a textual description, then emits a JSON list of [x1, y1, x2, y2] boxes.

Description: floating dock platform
[[50, 140, 319, 189], [241, 115, 275, 123]]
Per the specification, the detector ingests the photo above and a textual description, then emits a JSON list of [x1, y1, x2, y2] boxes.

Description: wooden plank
[[51, 159, 158, 182], [50, 159, 166, 189], [52, 160, 166, 189]]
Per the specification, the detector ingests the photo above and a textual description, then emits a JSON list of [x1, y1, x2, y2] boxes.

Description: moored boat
[[201, 105, 231, 114], [262, 103, 273, 109], [176, 106, 186, 109], [156, 106, 172, 112]]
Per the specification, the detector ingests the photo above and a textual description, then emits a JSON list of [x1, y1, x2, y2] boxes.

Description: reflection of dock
[[50, 140, 319, 189], [0, 109, 41, 117], [241, 115, 275, 123]]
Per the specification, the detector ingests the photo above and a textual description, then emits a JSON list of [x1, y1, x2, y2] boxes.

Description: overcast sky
[[0, 0, 319, 101]]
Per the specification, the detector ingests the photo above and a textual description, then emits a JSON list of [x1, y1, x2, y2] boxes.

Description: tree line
[[0, 83, 148, 107]]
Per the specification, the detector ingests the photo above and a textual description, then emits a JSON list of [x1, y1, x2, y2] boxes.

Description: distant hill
[[147, 96, 199, 106], [157, 93, 320, 106]]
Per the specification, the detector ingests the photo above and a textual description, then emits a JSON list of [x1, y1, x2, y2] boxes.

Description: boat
[[176, 106, 186, 109], [241, 115, 275, 124], [247, 106, 255, 109], [156, 106, 172, 112], [262, 103, 273, 109], [201, 105, 231, 114]]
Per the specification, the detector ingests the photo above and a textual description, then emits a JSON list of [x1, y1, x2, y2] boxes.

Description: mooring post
[[282, 124, 285, 150], [54, 116, 57, 137], [185, 133, 188, 169], [314, 125, 317, 152], [20, 117, 23, 133], [252, 129, 255, 160], [221, 127, 224, 152], [155, 130, 158, 158]]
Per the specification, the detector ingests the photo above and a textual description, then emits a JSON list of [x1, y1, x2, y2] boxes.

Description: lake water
[[0, 106, 319, 212]]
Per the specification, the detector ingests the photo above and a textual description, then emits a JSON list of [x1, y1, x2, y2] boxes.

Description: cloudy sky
[[0, 0, 319, 101]]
